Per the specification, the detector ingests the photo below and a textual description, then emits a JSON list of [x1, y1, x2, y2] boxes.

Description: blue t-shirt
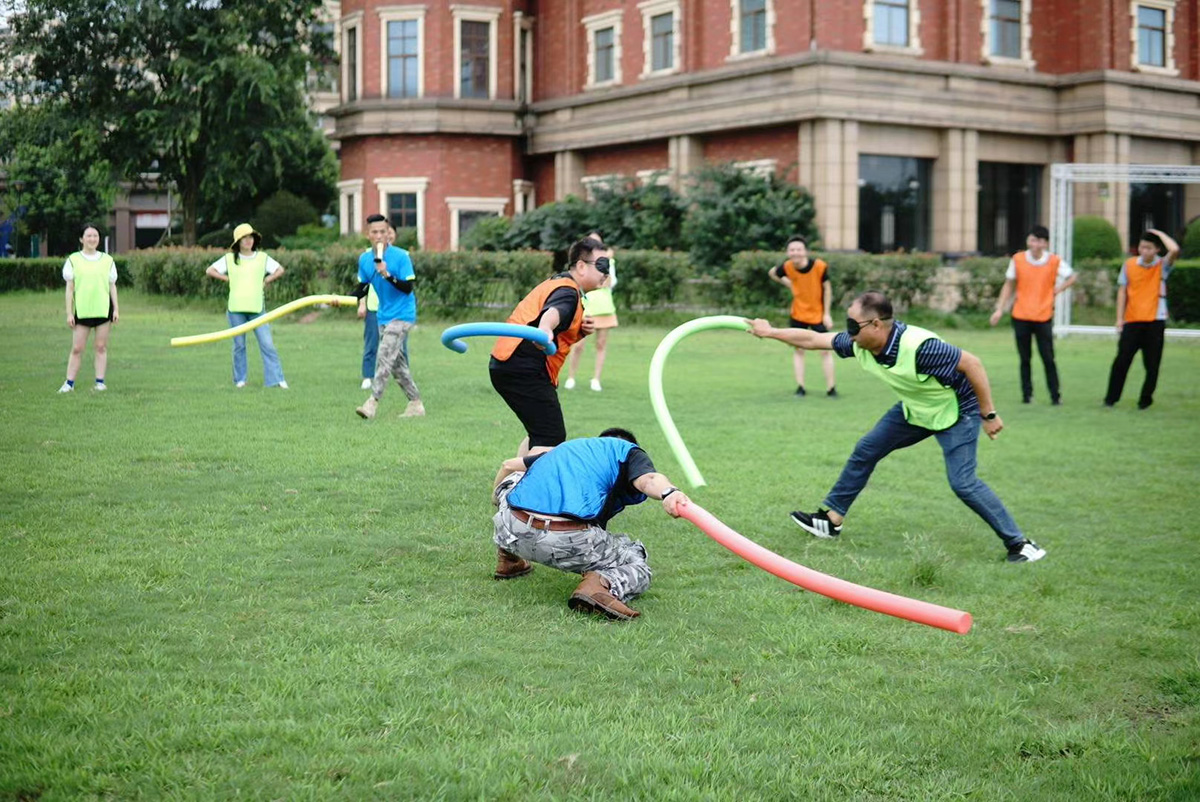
[[358, 246, 417, 325]]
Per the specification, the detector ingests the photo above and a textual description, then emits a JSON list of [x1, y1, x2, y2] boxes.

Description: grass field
[[2, 290, 1199, 800]]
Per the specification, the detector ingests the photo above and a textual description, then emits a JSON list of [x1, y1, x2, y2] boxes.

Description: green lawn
[[2, 291, 1198, 800]]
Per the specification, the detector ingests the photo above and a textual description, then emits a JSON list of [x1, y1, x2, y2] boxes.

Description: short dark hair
[[854, 290, 894, 321], [568, 237, 603, 267], [599, 427, 638, 444], [1139, 231, 1164, 251], [366, 214, 388, 226], [786, 235, 807, 248], [1028, 225, 1050, 241]]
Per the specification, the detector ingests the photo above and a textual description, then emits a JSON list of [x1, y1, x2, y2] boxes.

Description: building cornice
[[330, 98, 523, 139]]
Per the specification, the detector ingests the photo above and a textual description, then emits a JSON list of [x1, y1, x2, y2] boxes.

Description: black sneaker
[[1006, 540, 1046, 563], [790, 509, 841, 539], [826, 387, 838, 398], [794, 385, 807, 397], [1137, 399, 1153, 410], [1051, 397, 1062, 406]]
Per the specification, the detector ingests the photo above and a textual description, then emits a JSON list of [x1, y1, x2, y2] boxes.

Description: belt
[[509, 508, 589, 531]]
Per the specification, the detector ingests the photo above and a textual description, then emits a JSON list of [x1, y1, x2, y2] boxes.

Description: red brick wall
[[529, 154, 557, 206], [703, 125, 799, 182], [584, 140, 670, 177]]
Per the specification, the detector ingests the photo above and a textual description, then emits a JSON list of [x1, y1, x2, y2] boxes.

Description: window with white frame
[[864, 0, 922, 51], [375, 177, 429, 247], [338, 179, 363, 235], [341, 13, 363, 102], [730, 0, 773, 57], [380, 7, 425, 99], [981, 0, 1033, 66], [514, 13, 534, 104], [446, 197, 508, 250], [453, 5, 500, 99], [639, 0, 681, 77], [1131, 1, 1177, 74], [584, 10, 623, 87]]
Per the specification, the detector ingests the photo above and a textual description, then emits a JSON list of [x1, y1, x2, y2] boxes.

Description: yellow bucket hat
[[230, 223, 262, 248]]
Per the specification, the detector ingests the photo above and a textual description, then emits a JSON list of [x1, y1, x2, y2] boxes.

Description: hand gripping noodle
[[649, 315, 751, 487], [170, 295, 360, 347], [440, 322, 557, 355], [678, 499, 973, 634]]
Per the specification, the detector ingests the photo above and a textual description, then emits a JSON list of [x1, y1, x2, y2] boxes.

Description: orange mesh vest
[[783, 259, 827, 324], [1124, 257, 1164, 323], [491, 276, 584, 385], [1011, 252, 1060, 323]]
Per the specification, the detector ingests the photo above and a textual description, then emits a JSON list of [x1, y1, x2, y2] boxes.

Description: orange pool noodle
[[678, 500, 972, 634]]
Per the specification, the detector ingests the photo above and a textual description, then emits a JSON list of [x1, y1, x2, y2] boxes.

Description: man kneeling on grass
[[490, 428, 690, 620]]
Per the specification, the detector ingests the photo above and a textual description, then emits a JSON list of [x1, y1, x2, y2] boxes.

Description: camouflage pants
[[372, 320, 420, 402], [493, 475, 651, 601]]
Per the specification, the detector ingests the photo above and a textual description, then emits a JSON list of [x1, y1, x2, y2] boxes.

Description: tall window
[[388, 193, 418, 231], [740, 0, 767, 52], [977, 163, 1042, 256], [308, 22, 338, 94], [461, 20, 490, 98], [345, 25, 358, 101], [1129, 183, 1183, 246], [874, 0, 909, 47], [989, 0, 1022, 59], [595, 27, 615, 83], [1136, 5, 1167, 66], [388, 20, 419, 98], [651, 13, 674, 71], [858, 155, 931, 253]]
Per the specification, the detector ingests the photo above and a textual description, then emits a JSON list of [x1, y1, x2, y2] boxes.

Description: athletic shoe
[[277, 381, 289, 389], [1006, 540, 1046, 563], [790, 509, 841, 539], [1137, 399, 1152, 410], [360, 378, 372, 390], [235, 381, 247, 388], [564, 377, 576, 390], [93, 382, 107, 392], [57, 382, 74, 393], [826, 387, 838, 398], [794, 385, 806, 397], [590, 378, 602, 392]]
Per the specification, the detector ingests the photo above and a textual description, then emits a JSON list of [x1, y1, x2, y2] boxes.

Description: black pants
[[1105, 321, 1165, 407], [1012, 318, 1059, 402], [489, 365, 567, 448]]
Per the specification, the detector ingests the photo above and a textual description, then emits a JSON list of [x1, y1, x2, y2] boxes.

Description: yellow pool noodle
[[170, 295, 360, 347]]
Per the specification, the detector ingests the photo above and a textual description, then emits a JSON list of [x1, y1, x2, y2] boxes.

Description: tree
[[1, 0, 333, 245]]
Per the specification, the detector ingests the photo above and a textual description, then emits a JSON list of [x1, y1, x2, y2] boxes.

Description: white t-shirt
[[208, 252, 283, 276], [62, 251, 118, 283], [1005, 250, 1074, 281]]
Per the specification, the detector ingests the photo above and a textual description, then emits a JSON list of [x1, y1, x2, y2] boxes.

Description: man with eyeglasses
[[748, 290, 1046, 563], [489, 237, 608, 456]]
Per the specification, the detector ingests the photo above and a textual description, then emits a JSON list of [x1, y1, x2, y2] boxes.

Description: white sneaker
[[360, 378, 372, 390], [277, 381, 289, 389], [93, 382, 107, 392], [564, 377, 576, 390], [1006, 540, 1047, 563], [57, 382, 74, 393], [590, 378, 602, 392], [235, 381, 246, 388]]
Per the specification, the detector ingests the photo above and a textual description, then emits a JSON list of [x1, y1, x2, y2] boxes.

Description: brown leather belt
[[509, 508, 589, 531]]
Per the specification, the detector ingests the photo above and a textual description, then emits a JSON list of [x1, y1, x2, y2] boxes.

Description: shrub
[[955, 257, 1009, 313], [251, 191, 320, 248], [196, 228, 234, 249], [127, 247, 320, 303], [410, 250, 554, 313], [609, 251, 692, 309], [278, 223, 339, 250], [1073, 215, 1122, 260], [0, 256, 131, 292], [1181, 217, 1200, 259], [1168, 261, 1200, 323], [459, 216, 513, 251]]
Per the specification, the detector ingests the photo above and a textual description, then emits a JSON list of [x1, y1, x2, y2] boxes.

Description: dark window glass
[[858, 155, 931, 253], [595, 27, 614, 82], [388, 193, 418, 231], [990, 0, 1021, 58], [1137, 6, 1167, 66], [346, 27, 357, 101], [1129, 183, 1183, 247], [977, 162, 1042, 256], [741, 0, 767, 52], [388, 20, 419, 98], [874, 0, 908, 47], [461, 20, 490, 98], [651, 13, 673, 71]]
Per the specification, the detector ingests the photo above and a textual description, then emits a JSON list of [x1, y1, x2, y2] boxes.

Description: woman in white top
[[59, 223, 119, 392]]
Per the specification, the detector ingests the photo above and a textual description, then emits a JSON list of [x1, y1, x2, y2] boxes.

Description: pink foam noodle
[[677, 500, 973, 634]]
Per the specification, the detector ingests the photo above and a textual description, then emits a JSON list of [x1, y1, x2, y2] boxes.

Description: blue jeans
[[361, 310, 378, 378], [824, 403, 1025, 548], [227, 311, 285, 386]]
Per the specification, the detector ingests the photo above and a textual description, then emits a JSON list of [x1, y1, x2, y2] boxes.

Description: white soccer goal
[[1049, 163, 1200, 339]]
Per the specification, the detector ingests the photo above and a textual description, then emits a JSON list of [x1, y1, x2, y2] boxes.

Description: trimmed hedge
[[0, 256, 132, 292], [128, 247, 322, 305], [1168, 261, 1200, 323]]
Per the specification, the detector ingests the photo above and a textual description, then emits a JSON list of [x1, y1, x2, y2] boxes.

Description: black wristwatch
[[661, 487, 679, 500], [982, 410, 998, 421]]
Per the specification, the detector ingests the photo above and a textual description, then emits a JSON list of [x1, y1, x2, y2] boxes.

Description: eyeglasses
[[847, 316, 889, 336]]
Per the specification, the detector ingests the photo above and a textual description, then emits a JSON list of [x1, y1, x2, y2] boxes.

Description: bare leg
[[516, 436, 531, 458], [93, 323, 112, 380], [567, 339, 585, 382], [792, 348, 806, 389], [66, 325, 90, 381], [592, 329, 609, 381], [821, 350, 835, 392]]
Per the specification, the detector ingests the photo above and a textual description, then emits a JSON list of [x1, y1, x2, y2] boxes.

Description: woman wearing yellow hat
[[204, 223, 289, 388]]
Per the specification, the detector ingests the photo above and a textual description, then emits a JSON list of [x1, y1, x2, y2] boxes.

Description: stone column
[[554, 150, 585, 201], [799, 119, 859, 250], [932, 128, 978, 253], [1074, 133, 1131, 250], [668, 135, 703, 193]]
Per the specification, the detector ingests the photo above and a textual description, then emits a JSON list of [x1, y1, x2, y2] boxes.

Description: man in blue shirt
[[491, 428, 691, 621], [353, 214, 423, 420]]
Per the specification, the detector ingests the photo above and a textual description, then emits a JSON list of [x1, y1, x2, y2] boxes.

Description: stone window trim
[[583, 9, 624, 88], [375, 177, 430, 248], [1130, 0, 1179, 77], [979, 0, 1035, 70], [728, 0, 776, 61], [582, 173, 624, 202], [733, 158, 778, 179], [637, 169, 673, 187], [446, 196, 509, 250], [452, 4, 501, 100], [638, 0, 682, 78], [513, 12, 534, 104], [862, 0, 924, 57], [341, 12, 364, 104], [513, 180, 536, 214], [377, 6, 426, 100], [338, 179, 364, 235]]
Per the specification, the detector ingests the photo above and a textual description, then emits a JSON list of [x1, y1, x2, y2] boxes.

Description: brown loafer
[[567, 572, 640, 620], [493, 547, 533, 580]]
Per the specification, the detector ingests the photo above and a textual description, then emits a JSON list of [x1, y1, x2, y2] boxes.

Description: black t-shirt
[[489, 276, 581, 377], [523, 446, 656, 526]]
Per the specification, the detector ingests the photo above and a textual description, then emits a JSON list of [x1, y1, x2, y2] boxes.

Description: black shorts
[[76, 302, 114, 328], [789, 318, 827, 332], [489, 366, 566, 448]]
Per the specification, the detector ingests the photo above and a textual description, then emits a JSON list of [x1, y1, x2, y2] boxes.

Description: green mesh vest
[[854, 324, 960, 431], [69, 252, 114, 318], [227, 252, 268, 313]]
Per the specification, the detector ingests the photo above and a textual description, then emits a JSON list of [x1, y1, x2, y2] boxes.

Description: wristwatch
[[982, 410, 998, 421]]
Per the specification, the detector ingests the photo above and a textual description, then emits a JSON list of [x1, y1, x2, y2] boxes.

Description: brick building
[[331, 0, 1200, 254]]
